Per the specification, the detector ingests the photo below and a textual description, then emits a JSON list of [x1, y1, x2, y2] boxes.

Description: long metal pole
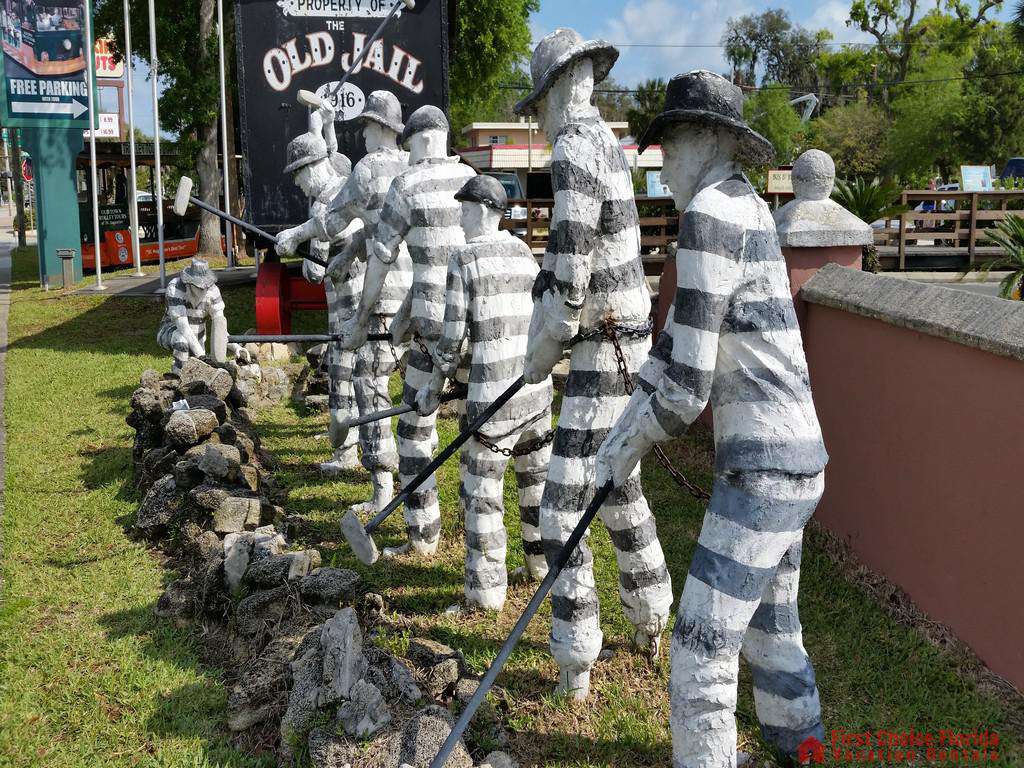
[[147, 0, 166, 291], [216, 0, 234, 268], [123, 0, 143, 275], [429, 482, 615, 768], [84, 0, 104, 290]]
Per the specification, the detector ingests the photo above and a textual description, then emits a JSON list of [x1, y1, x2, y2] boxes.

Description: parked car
[[1000, 158, 1024, 179]]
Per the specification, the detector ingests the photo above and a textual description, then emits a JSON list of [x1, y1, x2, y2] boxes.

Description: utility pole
[[11, 130, 26, 248]]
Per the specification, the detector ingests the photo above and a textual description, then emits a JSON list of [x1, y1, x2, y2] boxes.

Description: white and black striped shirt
[[434, 231, 552, 438], [637, 173, 828, 474]]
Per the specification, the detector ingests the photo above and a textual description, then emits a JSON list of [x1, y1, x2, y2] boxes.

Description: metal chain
[[475, 426, 556, 458], [604, 318, 711, 502]]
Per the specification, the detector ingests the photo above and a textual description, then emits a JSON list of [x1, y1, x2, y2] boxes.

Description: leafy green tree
[[887, 50, 967, 179], [848, 0, 1000, 89], [957, 24, 1024, 168], [743, 86, 804, 164], [626, 79, 665, 140], [592, 77, 635, 123], [721, 9, 827, 91], [807, 97, 891, 177], [448, 0, 538, 133], [94, 0, 223, 255]]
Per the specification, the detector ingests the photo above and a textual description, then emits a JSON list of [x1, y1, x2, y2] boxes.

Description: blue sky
[[531, 0, 1015, 86]]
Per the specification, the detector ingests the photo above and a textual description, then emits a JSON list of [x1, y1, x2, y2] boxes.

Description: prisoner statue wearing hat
[[595, 70, 827, 767], [278, 90, 415, 512], [278, 98, 363, 474], [337, 103, 475, 557], [516, 27, 673, 700], [156, 258, 228, 372], [414, 174, 554, 609]]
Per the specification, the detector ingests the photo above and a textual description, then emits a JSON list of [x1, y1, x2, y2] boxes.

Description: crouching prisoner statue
[[277, 99, 364, 474], [277, 90, 414, 511], [338, 104, 476, 557], [157, 258, 228, 372], [414, 174, 554, 610], [514, 28, 673, 700], [595, 71, 829, 767]]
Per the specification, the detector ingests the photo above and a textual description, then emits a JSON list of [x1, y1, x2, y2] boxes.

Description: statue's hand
[[275, 226, 304, 257]]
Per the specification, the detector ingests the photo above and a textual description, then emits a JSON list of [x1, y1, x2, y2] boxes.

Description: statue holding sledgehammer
[[336, 105, 475, 557], [276, 90, 414, 512]]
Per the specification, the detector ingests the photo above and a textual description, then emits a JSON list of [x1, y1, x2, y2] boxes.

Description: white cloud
[[596, 0, 752, 85], [804, 0, 872, 44]]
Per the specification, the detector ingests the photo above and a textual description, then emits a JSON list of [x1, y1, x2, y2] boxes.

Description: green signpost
[[0, 0, 95, 287]]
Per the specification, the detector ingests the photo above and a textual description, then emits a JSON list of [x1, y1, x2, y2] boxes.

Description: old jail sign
[[234, 0, 451, 229]]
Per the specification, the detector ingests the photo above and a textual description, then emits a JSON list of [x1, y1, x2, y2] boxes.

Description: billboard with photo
[[0, 0, 92, 128], [234, 0, 451, 230]]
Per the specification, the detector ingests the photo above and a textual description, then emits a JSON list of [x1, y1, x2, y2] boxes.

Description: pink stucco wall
[[804, 302, 1023, 690]]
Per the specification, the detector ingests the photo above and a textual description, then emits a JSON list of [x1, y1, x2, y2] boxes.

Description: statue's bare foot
[[381, 543, 410, 559], [553, 668, 591, 701], [320, 447, 360, 475], [632, 629, 662, 663]]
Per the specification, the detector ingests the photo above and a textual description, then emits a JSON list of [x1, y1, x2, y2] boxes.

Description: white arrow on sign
[[11, 99, 88, 119]]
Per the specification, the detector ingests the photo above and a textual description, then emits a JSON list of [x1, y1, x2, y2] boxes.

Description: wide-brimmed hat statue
[[637, 70, 775, 166], [514, 28, 619, 117], [356, 90, 405, 136], [283, 131, 329, 174], [180, 258, 217, 290]]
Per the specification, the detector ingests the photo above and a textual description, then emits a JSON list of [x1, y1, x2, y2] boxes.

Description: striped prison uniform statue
[[156, 277, 225, 372], [430, 230, 554, 610], [321, 146, 414, 489], [534, 117, 673, 691], [374, 155, 476, 553], [304, 174, 364, 470], [632, 173, 829, 766]]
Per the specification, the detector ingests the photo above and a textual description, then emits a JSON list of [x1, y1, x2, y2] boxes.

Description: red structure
[[254, 261, 327, 334]]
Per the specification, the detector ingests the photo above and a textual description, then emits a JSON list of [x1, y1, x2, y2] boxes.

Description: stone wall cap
[[801, 263, 1024, 362], [774, 198, 874, 248]]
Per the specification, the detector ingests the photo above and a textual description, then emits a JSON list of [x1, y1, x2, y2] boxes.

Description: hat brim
[[356, 111, 404, 137], [637, 109, 775, 165], [514, 41, 619, 117], [181, 272, 216, 289], [454, 190, 506, 211], [283, 149, 328, 175]]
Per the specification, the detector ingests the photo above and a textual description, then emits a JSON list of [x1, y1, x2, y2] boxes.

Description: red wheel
[[255, 261, 290, 334]]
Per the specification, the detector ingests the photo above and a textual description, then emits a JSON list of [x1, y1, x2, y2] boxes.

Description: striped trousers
[[157, 320, 203, 373], [541, 334, 673, 678], [671, 470, 825, 768], [458, 413, 552, 610], [353, 316, 402, 474], [326, 341, 359, 458]]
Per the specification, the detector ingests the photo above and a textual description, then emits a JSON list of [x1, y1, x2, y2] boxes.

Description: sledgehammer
[[341, 386, 467, 431], [172, 176, 330, 269], [229, 333, 392, 345], [427, 481, 615, 768], [341, 377, 526, 565]]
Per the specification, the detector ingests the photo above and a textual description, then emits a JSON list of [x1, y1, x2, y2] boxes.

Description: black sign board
[[234, 0, 451, 230]]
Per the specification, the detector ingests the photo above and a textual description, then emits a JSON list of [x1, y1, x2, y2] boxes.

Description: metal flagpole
[[147, 0, 166, 292], [216, 0, 234, 268], [124, 0, 144, 276], [84, 0, 105, 290]]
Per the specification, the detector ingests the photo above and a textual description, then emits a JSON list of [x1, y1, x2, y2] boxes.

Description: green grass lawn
[[0, 244, 1021, 767]]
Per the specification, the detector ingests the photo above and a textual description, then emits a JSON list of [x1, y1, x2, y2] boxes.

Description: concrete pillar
[[773, 149, 873, 328], [19, 128, 86, 288]]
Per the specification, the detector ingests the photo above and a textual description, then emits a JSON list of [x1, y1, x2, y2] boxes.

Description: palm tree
[[976, 215, 1024, 300], [1014, 1, 1024, 46], [831, 177, 907, 225]]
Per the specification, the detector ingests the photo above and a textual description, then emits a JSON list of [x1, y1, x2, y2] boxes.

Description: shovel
[[340, 386, 467, 431], [341, 377, 526, 565], [229, 333, 392, 345], [427, 482, 615, 768]]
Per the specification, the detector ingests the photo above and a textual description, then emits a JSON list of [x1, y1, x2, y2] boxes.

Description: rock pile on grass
[[126, 354, 517, 768]]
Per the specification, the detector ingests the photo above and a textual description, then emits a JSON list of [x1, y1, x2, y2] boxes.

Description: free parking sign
[[0, 0, 91, 128]]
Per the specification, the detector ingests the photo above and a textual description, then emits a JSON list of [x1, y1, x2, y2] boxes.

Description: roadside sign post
[[84, 0, 104, 290], [0, 0, 96, 288]]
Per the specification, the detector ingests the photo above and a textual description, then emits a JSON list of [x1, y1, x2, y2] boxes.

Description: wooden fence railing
[[874, 190, 1024, 270], [501, 196, 679, 276]]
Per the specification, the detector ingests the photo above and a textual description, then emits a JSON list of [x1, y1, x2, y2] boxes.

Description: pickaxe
[[172, 176, 330, 269], [427, 482, 615, 768], [229, 333, 392, 345], [341, 377, 527, 565], [340, 386, 467, 432]]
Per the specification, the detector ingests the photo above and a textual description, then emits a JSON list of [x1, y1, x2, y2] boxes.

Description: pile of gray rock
[[126, 355, 518, 768]]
